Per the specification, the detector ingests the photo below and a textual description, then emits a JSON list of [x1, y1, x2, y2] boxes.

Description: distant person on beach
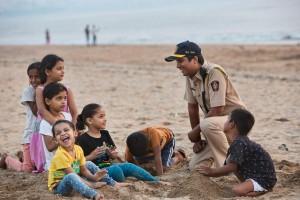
[[45, 29, 50, 45], [165, 41, 246, 170], [85, 25, 90, 46], [91, 25, 99, 46], [0, 62, 41, 172], [76, 103, 159, 182], [125, 127, 186, 175], [198, 109, 277, 197]]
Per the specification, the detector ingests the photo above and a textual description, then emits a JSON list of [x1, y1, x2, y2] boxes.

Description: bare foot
[[172, 148, 187, 165], [114, 182, 133, 188], [16, 151, 23, 162], [94, 193, 105, 200], [92, 182, 107, 189], [0, 153, 8, 169], [94, 169, 108, 181]]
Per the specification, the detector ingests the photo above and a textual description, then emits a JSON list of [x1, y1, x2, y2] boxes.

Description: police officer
[[165, 41, 246, 169]]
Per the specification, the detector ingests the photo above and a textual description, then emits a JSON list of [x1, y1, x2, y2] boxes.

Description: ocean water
[[0, 0, 299, 45]]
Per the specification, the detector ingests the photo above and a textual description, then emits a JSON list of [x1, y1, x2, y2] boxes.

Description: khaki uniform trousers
[[189, 115, 229, 170]]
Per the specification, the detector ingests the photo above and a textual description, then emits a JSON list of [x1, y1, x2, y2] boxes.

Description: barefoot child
[[49, 120, 106, 200], [198, 109, 277, 196], [0, 62, 41, 172], [125, 127, 186, 175], [76, 103, 159, 182]]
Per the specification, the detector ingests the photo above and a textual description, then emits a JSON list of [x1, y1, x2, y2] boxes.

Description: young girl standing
[[0, 62, 41, 172], [49, 120, 106, 200], [36, 54, 77, 125], [76, 103, 158, 182]]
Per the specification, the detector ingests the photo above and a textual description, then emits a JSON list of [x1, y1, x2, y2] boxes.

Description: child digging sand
[[125, 127, 186, 175], [198, 108, 277, 197]]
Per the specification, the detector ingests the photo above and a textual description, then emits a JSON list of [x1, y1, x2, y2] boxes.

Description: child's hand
[[106, 148, 119, 159], [94, 169, 108, 181], [92, 182, 106, 189], [197, 166, 213, 176], [90, 147, 106, 160], [193, 140, 207, 153]]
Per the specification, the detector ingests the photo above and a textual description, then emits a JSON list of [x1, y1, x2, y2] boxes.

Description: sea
[[0, 0, 299, 45]]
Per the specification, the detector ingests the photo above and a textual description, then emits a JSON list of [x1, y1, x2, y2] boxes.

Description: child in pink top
[[36, 54, 77, 125]]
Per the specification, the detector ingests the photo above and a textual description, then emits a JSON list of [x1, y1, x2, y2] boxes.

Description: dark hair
[[27, 62, 41, 75], [126, 131, 149, 156], [230, 109, 255, 136], [76, 103, 102, 131], [40, 54, 64, 84], [43, 82, 67, 110], [187, 54, 204, 65], [52, 119, 75, 137]]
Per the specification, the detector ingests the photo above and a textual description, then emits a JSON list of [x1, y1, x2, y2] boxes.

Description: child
[[198, 109, 277, 197], [49, 119, 107, 200], [0, 62, 40, 172], [36, 54, 77, 125], [39, 82, 72, 170], [76, 103, 159, 182], [125, 127, 186, 175]]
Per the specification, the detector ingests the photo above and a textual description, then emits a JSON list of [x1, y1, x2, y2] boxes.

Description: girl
[[76, 103, 158, 182], [49, 120, 106, 200], [36, 54, 77, 125], [41, 84, 128, 190], [0, 62, 41, 172], [39, 82, 72, 170]]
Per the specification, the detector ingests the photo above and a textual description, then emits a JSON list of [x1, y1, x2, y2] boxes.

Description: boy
[[125, 126, 185, 175], [198, 109, 277, 196]]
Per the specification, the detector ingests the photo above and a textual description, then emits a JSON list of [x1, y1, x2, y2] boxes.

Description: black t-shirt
[[76, 130, 116, 165], [225, 136, 277, 190]]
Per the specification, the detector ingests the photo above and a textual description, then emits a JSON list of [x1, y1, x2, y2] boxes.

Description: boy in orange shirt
[[125, 126, 185, 175]]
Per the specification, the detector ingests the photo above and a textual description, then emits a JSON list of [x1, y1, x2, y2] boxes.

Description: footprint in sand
[[275, 118, 289, 122], [162, 121, 172, 126]]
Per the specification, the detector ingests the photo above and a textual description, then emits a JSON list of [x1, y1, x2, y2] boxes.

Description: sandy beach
[[0, 44, 299, 200]]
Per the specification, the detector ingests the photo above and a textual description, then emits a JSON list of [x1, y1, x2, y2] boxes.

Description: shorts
[[248, 179, 267, 192], [134, 137, 175, 167]]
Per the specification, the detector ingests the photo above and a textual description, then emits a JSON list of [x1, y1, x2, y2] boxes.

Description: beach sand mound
[[1, 160, 300, 200]]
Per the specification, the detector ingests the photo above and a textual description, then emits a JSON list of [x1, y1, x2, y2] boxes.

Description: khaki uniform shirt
[[184, 62, 245, 117]]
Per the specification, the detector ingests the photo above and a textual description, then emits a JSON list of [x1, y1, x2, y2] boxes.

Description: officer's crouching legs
[[200, 116, 229, 167]]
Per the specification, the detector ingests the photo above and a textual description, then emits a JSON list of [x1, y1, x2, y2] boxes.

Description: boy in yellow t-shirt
[[48, 120, 111, 200]]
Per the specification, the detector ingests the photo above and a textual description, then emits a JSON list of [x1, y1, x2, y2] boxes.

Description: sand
[[0, 44, 299, 199]]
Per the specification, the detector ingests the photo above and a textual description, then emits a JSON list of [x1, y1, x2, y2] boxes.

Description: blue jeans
[[54, 173, 98, 199], [85, 161, 116, 186], [54, 161, 116, 198], [106, 163, 158, 182]]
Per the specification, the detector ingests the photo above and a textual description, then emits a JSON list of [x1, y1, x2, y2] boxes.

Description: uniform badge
[[211, 81, 219, 92]]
